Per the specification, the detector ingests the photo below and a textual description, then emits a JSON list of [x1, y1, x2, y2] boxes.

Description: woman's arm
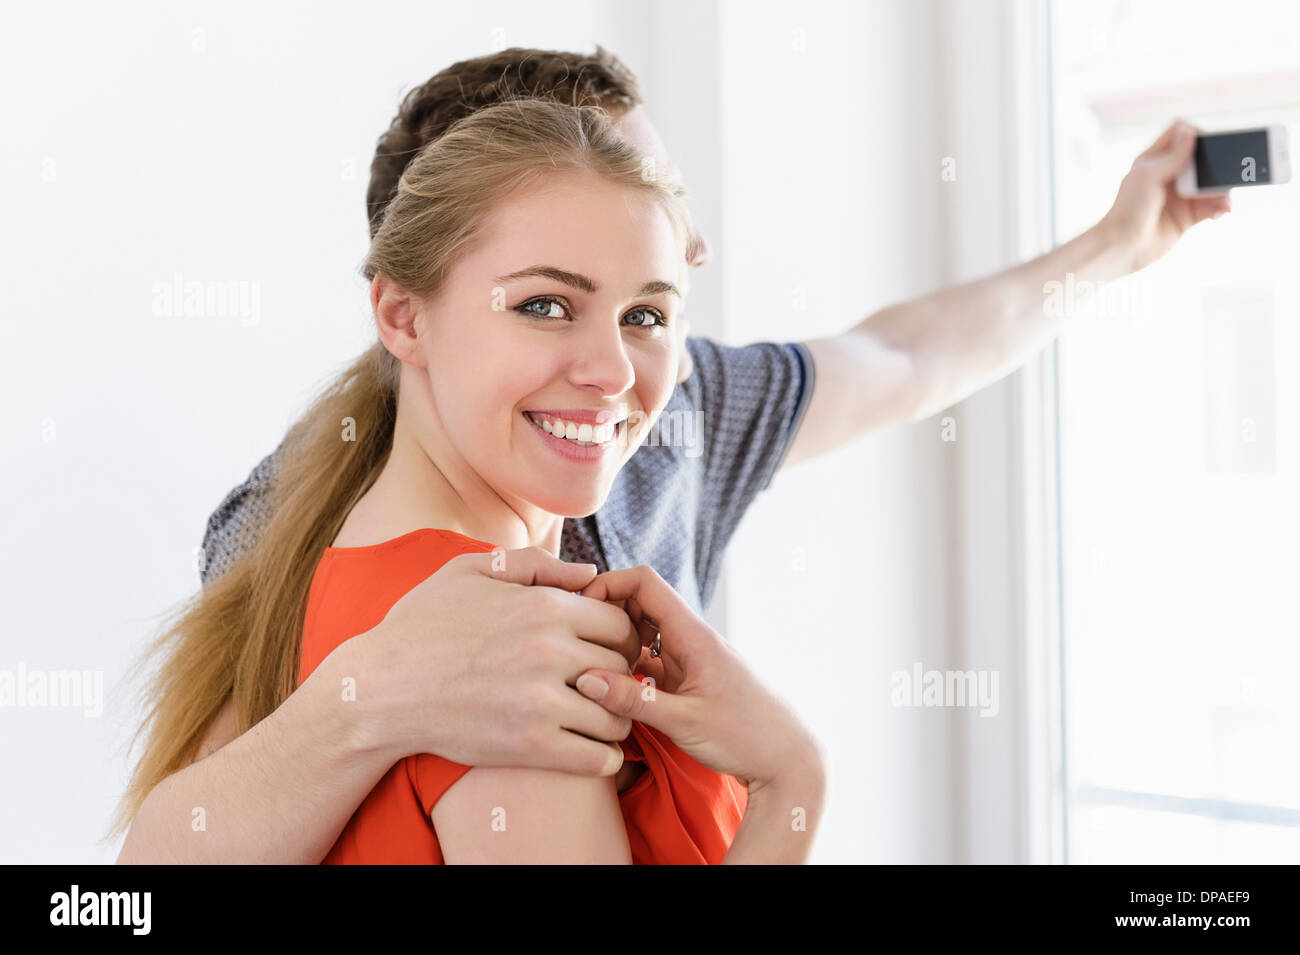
[[433, 767, 631, 864], [722, 757, 827, 865], [431, 741, 824, 865], [577, 565, 830, 863], [430, 720, 825, 865]]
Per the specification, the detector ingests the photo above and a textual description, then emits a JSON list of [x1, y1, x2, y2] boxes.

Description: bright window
[[1050, 0, 1300, 863]]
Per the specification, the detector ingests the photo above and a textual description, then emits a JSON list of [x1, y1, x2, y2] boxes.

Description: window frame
[[945, 0, 1067, 864]]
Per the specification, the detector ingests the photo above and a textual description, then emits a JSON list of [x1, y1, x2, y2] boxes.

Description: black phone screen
[[1195, 130, 1271, 187]]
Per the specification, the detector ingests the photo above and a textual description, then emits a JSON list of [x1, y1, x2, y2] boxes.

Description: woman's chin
[[524, 486, 609, 520]]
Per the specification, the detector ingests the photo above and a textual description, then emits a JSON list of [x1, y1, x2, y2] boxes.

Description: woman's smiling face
[[408, 166, 688, 519]]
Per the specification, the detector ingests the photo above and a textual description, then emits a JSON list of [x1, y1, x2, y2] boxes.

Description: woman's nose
[[570, 320, 637, 395]]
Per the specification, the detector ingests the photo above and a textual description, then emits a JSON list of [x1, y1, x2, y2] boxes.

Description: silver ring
[[649, 632, 662, 658]]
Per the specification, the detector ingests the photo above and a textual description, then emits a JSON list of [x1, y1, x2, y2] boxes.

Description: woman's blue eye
[[624, 308, 667, 328], [517, 297, 569, 320]]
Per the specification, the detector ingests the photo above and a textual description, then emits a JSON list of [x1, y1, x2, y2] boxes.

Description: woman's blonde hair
[[109, 96, 694, 838]]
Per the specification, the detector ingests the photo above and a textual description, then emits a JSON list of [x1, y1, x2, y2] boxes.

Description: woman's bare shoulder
[[431, 766, 632, 864]]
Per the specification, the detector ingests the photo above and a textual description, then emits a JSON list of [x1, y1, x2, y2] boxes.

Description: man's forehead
[[614, 106, 682, 180]]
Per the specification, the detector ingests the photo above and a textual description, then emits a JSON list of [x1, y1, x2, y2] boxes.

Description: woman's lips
[[523, 411, 625, 462], [523, 408, 626, 427]]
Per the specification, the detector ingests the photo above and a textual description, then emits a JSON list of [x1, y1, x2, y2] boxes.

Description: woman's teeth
[[526, 412, 619, 446]]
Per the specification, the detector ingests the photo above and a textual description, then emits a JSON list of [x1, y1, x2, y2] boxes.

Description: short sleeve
[[408, 753, 474, 817], [683, 337, 815, 597], [199, 447, 282, 587]]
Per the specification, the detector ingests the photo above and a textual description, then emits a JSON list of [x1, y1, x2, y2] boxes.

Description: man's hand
[[1098, 119, 1232, 275], [336, 546, 642, 777]]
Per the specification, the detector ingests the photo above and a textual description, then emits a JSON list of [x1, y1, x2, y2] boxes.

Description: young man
[[117, 46, 1226, 863]]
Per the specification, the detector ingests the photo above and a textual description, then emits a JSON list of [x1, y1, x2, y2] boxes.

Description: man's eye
[[624, 308, 667, 328], [517, 297, 569, 320]]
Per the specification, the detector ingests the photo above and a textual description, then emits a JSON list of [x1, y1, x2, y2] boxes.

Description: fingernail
[[603, 749, 623, 776], [576, 674, 609, 701]]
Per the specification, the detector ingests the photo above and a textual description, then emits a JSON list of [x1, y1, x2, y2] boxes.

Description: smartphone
[[1176, 125, 1291, 197]]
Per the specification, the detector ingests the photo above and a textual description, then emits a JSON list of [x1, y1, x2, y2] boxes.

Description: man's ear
[[371, 273, 427, 368]]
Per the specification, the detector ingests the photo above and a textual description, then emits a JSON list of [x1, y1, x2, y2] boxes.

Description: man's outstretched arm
[[116, 646, 394, 864], [784, 120, 1231, 468]]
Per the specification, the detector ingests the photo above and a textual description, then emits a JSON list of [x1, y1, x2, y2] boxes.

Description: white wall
[[701, 0, 963, 863], [1, 0, 991, 864]]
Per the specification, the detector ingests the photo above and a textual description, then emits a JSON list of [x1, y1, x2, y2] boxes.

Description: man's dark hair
[[366, 45, 644, 238]]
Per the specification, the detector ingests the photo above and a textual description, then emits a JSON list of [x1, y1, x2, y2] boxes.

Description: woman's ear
[[371, 273, 428, 369]]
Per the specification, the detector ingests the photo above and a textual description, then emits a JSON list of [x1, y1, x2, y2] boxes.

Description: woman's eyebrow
[[636, 279, 682, 299], [495, 265, 681, 299]]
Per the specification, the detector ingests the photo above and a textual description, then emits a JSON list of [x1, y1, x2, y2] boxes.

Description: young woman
[[117, 96, 825, 863]]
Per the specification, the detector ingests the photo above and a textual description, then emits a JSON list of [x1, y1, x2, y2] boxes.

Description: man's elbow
[[900, 347, 960, 425]]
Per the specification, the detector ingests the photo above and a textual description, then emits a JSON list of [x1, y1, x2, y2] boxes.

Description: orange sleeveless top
[[297, 527, 748, 864]]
